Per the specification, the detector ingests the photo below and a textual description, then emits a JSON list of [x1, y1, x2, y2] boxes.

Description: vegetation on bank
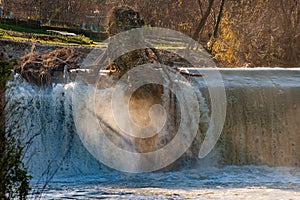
[[0, 23, 95, 46], [0, 60, 31, 199]]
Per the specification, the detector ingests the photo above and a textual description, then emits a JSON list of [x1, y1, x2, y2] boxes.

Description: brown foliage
[[4, 0, 298, 67], [16, 48, 81, 86], [212, 0, 300, 67]]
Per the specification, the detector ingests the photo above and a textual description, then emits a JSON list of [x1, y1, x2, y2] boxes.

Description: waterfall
[[6, 74, 103, 181], [218, 69, 300, 167], [6, 71, 210, 176], [5, 68, 300, 181]]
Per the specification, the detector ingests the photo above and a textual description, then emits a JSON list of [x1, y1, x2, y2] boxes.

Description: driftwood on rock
[[15, 48, 81, 86]]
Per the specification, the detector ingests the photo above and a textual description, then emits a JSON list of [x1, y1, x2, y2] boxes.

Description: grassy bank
[[0, 23, 96, 46]]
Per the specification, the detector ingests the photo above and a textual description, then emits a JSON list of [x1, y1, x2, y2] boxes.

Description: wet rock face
[[106, 6, 149, 78]]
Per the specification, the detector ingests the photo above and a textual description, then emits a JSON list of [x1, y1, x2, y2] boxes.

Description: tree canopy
[[0, 0, 299, 67]]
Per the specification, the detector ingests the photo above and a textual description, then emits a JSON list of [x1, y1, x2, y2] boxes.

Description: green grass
[[0, 23, 48, 34], [0, 23, 97, 46]]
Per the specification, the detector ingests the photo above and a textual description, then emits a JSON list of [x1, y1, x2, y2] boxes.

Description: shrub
[[0, 61, 31, 199]]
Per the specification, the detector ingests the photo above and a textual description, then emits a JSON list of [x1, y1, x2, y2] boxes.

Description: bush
[[0, 61, 31, 199]]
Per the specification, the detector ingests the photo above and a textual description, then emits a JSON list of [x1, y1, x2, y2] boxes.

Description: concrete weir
[[72, 67, 300, 169], [198, 68, 300, 167], [7, 68, 300, 177]]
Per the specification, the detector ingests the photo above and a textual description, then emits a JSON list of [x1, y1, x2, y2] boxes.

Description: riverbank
[[0, 39, 96, 61], [1, 38, 299, 68]]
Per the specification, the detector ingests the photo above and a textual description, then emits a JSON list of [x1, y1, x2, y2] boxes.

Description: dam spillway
[[213, 68, 300, 167], [6, 68, 300, 178]]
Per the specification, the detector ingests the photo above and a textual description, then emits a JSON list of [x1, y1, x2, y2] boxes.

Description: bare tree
[[192, 0, 215, 41]]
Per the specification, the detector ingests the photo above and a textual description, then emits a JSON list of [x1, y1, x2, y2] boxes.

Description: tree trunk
[[213, 0, 225, 38], [192, 0, 215, 41]]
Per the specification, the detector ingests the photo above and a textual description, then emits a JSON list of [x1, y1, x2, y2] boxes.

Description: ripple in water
[[30, 166, 300, 200]]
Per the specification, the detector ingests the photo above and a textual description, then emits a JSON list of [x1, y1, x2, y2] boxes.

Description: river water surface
[[29, 165, 300, 199]]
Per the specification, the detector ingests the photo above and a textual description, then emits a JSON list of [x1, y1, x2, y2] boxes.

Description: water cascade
[[218, 69, 300, 167], [6, 68, 300, 181]]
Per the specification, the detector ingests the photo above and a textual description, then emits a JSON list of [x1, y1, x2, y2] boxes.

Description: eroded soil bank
[[0, 39, 92, 61]]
